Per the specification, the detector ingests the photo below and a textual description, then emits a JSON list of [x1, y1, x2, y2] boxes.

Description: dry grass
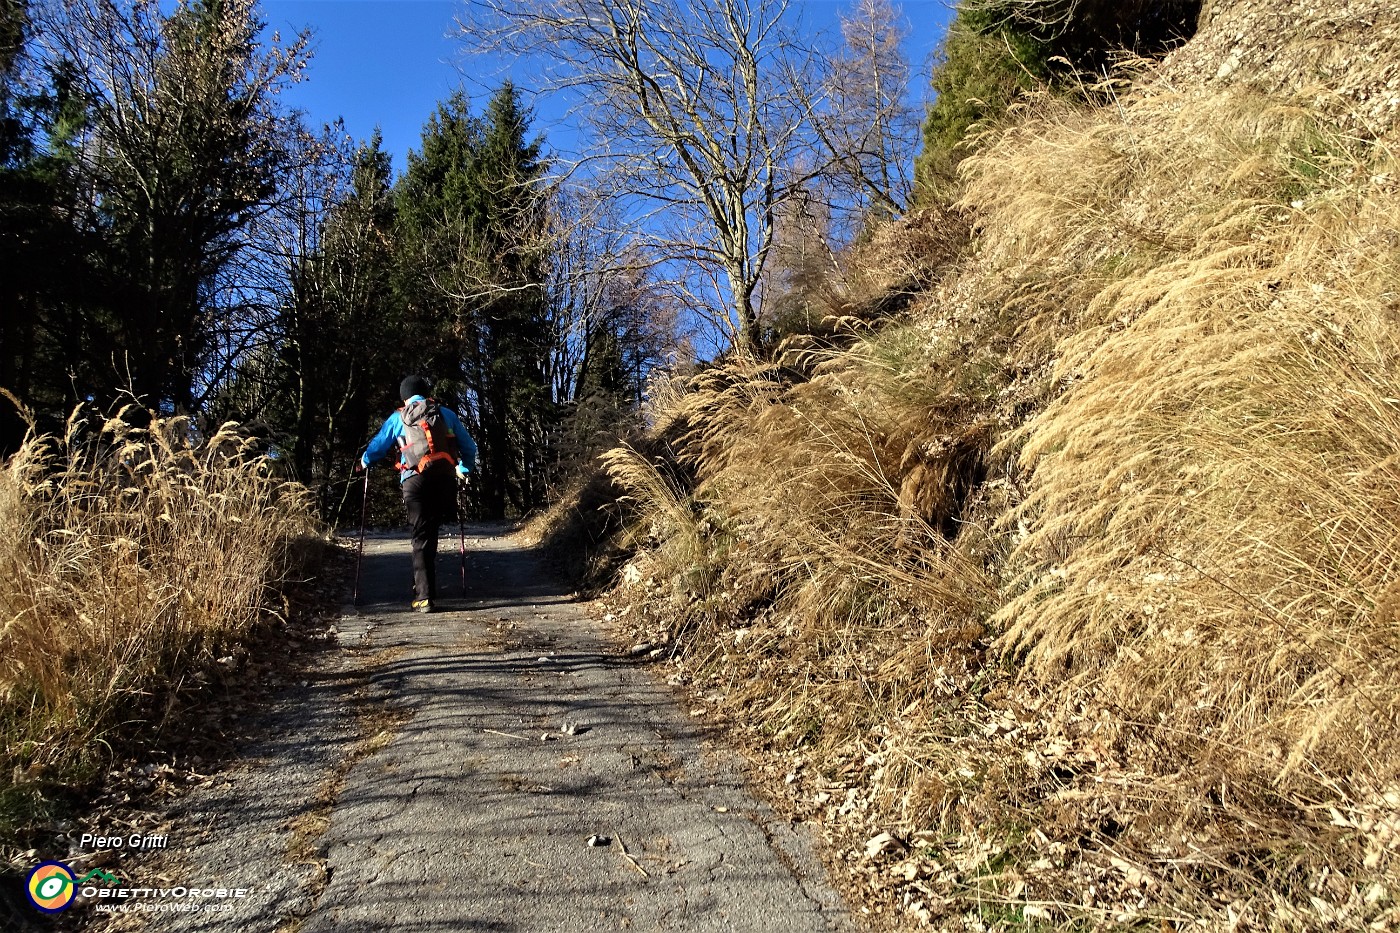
[[957, 83, 1400, 927], [551, 47, 1400, 933], [600, 342, 1004, 818], [974, 84, 1400, 768], [0, 398, 323, 804]]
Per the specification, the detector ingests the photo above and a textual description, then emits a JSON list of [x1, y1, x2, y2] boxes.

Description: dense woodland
[[1, 0, 673, 523]]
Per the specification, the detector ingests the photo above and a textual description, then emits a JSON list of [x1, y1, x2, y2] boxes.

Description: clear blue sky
[[261, 0, 957, 177]]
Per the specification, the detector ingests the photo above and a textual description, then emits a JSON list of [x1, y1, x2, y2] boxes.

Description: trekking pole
[[458, 475, 469, 597], [353, 467, 369, 606]]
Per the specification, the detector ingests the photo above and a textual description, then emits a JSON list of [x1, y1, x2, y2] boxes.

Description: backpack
[[397, 398, 460, 474]]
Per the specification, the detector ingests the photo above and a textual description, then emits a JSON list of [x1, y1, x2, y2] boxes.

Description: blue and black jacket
[[360, 396, 478, 484]]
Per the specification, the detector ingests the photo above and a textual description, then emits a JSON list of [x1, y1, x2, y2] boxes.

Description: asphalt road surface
[[94, 528, 850, 933]]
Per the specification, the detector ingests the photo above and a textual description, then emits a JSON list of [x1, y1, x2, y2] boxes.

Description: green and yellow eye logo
[[26, 861, 77, 913]]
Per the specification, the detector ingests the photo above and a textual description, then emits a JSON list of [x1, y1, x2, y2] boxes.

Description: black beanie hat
[[400, 375, 431, 401]]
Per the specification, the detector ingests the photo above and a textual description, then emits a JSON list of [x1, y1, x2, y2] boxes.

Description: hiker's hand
[[353, 459, 365, 474]]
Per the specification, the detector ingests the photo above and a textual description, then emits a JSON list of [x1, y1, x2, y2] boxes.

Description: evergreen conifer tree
[[396, 83, 551, 518], [39, 0, 306, 412]]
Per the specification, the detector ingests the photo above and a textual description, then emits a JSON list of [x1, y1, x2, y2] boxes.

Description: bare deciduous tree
[[459, 0, 823, 354], [544, 186, 679, 405], [810, 0, 918, 222]]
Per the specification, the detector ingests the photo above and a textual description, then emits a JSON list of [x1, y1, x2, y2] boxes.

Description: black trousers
[[402, 463, 457, 601]]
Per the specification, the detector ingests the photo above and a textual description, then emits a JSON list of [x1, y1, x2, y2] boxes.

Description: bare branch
[[458, 0, 830, 353]]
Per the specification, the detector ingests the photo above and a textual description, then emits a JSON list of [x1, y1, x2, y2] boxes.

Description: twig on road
[[483, 728, 530, 741], [615, 832, 650, 877]]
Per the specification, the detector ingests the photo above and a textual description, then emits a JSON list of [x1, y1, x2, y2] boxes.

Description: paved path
[[103, 529, 849, 932]]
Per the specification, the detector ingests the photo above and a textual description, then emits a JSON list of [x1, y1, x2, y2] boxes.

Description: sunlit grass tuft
[[0, 397, 323, 806]]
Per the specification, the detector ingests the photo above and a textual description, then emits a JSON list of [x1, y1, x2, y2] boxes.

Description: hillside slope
[[547, 1, 1400, 928]]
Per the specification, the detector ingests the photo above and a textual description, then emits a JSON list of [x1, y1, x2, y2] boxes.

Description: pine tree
[[315, 132, 403, 513], [395, 83, 551, 518], [282, 131, 403, 517], [0, 2, 104, 442], [41, 0, 307, 411], [395, 88, 485, 389], [473, 83, 551, 515]]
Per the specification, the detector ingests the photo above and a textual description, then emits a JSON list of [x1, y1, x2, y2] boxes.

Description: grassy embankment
[[0, 398, 324, 843], [541, 77, 1400, 930]]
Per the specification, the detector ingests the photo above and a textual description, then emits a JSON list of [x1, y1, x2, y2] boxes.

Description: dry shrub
[[0, 400, 322, 785], [974, 84, 1400, 775], [599, 342, 1002, 829], [844, 205, 974, 301]]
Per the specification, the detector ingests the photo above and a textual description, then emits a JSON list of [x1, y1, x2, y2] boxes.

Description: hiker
[[357, 376, 477, 612]]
